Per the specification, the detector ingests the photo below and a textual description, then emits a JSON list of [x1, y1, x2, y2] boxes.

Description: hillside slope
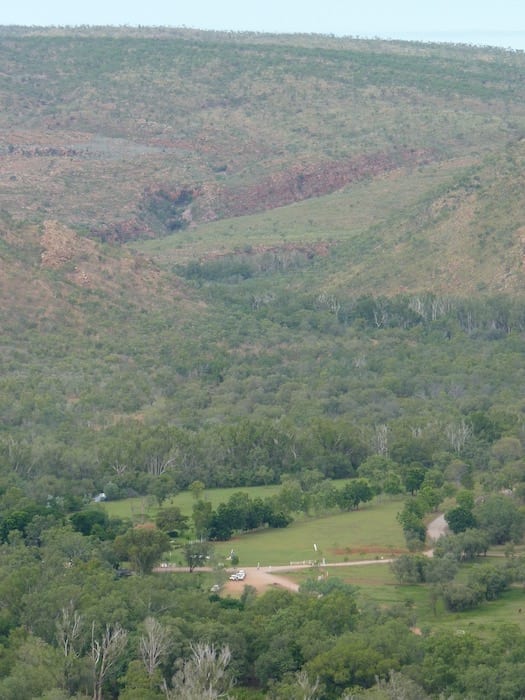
[[1, 27, 524, 246], [0, 27, 524, 450]]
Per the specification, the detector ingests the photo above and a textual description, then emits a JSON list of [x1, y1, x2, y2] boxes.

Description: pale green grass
[[102, 483, 282, 521], [214, 499, 406, 566], [103, 491, 406, 567]]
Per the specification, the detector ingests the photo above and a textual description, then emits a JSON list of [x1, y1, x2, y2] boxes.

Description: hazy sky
[[2, 1, 525, 48]]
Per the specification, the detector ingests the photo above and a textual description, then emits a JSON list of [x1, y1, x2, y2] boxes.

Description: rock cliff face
[[199, 149, 432, 222], [89, 148, 433, 242]]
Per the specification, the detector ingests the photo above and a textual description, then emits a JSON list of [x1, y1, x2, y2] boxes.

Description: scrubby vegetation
[[1, 26, 525, 698]]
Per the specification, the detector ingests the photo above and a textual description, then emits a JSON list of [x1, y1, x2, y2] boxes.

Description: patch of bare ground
[[222, 567, 300, 596]]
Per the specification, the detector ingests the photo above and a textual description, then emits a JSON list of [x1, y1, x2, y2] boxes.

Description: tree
[[70, 508, 109, 536], [445, 505, 477, 534], [390, 554, 427, 584], [358, 455, 399, 495], [183, 540, 214, 572], [90, 622, 128, 700], [418, 485, 442, 513], [41, 525, 96, 572], [433, 529, 489, 561], [401, 463, 426, 495], [491, 437, 523, 467], [397, 499, 426, 547], [0, 633, 63, 700], [374, 670, 430, 700], [113, 527, 171, 574], [277, 478, 305, 514], [306, 634, 390, 695], [155, 506, 189, 538], [469, 565, 510, 601], [475, 494, 525, 544], [56, 601, 83, 659], [424, 556, 458, 584], [441, 581, 484, 612], [209, 504, 233, 541], [192, 500, 213, 540], [139, 617, 171, 676], [163, 642, 233, 699], [120, 660, 163, 700], [336, 479, 373, 511], [189, 480, 205, 500], [272, 669, 322, 700], [150, 472, 178, 507], [55, 602, 84, 696]]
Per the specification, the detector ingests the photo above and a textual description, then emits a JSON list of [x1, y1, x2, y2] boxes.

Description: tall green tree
[[113, 527, 171, 575]]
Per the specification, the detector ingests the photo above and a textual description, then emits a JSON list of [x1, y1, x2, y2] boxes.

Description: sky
[[2, 1, 525, 50]]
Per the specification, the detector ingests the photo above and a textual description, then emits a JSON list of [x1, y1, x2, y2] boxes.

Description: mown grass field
[[213, 500, 406, 567], [101, 483, 282, 521], [102, 489, 406, 566]]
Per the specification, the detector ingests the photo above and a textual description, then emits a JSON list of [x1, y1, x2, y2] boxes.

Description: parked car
[[229, 569, 246, 581]]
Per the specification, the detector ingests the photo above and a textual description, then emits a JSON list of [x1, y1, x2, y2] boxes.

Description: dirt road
[[157, 513, 449, 594], [222, 513, 448, 593]]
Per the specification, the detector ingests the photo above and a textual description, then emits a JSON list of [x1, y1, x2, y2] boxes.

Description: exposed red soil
[[88, 148, 436, 242], [197, 148, 434, 222]]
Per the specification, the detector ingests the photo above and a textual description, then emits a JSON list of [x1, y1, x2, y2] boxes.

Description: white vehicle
[[229, 569, 246, 581]]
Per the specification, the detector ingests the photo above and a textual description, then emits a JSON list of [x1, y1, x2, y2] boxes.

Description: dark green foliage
[[335, 479, 374, 511], [445, 505, 477, 534], [469, 565, 511, 601], [441, 581, 485, 612], [113, 527, 171, 574], [433, 529, 490, 561], [70, 508, 108, 536], [397, 499, 427, 547], [207, 491, 292, 540], [474, 494, 525, 545], [182, 540, 214, 572], [390, 554, 428, 584], [155, 506, 189, 538]]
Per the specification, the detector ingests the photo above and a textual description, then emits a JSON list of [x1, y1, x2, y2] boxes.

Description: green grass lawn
[[101, 483, 282, 521], [105, 487, 525, 636], [213, 499, 406, 567], [102, 490, 406, 567]]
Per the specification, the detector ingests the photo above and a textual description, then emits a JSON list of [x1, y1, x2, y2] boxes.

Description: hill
[[0, 27, 524, 497]]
